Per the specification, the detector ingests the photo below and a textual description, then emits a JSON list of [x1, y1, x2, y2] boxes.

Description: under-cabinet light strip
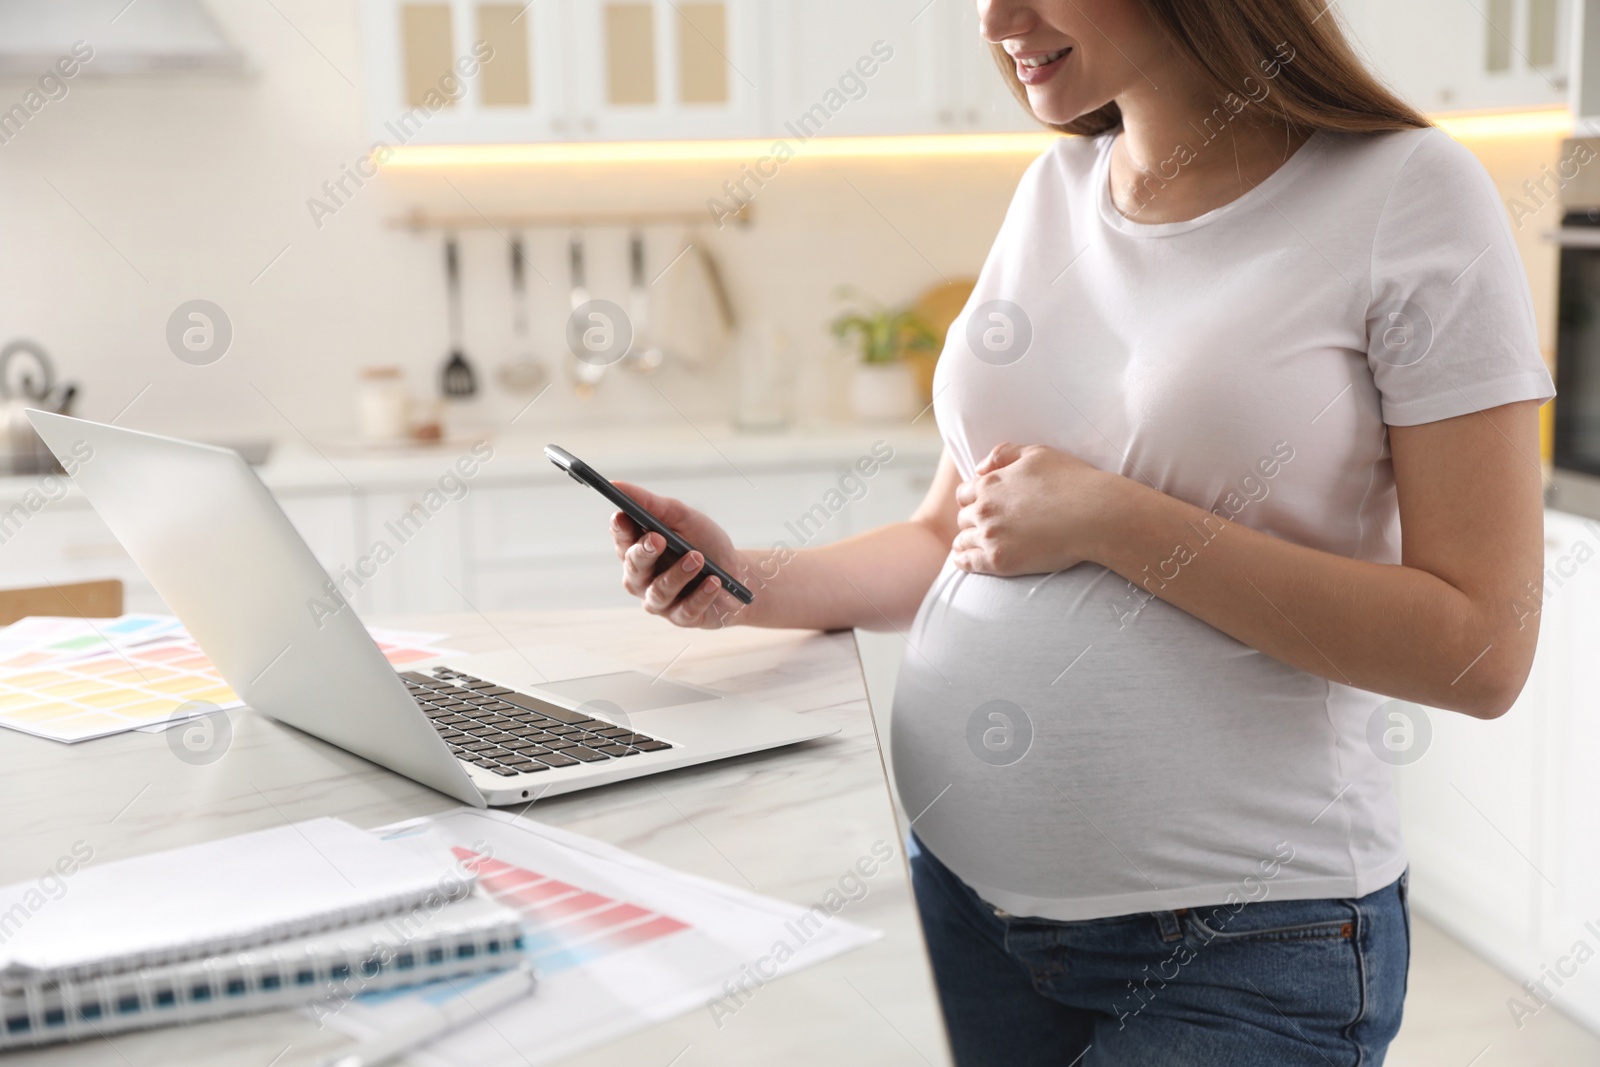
[[373, 108, 1575, 169]]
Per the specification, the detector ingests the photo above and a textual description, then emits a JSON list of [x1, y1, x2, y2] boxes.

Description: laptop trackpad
[[531, 671, 720, 714]]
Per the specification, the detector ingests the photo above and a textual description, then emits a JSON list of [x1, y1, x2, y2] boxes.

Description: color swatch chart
[[0, 637, 241, 743], [0, 615, 459, 744], [0, 614, 185, 669], [455, 846, 689, 977]]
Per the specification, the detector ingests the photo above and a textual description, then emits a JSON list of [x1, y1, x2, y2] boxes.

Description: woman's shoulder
[[1315, 126, 1486, 194]]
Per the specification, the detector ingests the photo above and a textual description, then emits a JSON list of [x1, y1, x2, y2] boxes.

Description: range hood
[[0, 0, 244, 75]]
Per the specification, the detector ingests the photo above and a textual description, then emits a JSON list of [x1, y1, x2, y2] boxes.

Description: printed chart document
[[0, 615, 459, 742], [326, 809, 880, 1066]]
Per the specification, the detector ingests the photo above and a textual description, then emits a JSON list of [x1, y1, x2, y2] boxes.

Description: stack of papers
[[0, 615, 460, 743], [334, 809, 881, 1066]]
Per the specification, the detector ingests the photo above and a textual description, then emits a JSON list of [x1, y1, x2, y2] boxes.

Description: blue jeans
[[909, 835, 1409, 1066]]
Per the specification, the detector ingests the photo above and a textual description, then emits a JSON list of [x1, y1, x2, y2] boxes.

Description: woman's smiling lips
[[1010, 45, 1072, 85]]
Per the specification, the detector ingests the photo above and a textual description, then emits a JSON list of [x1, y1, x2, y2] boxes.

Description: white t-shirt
[[890, 127, 1555, 921]]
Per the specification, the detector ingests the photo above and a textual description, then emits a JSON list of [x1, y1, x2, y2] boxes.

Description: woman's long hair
[[992, 0, 1429, 135]]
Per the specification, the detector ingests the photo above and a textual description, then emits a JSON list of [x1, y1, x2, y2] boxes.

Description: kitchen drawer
[[836, 463, 938, 538], [466, 557, 636, 612], [645, 470, 857, 547], [0, 490, 364, 616], [467, 484, 623, 564], [277, 492, 362, 572], [467, 468, 855, 564], [354, 489, 468, 615], [0, 499, 147, 588]]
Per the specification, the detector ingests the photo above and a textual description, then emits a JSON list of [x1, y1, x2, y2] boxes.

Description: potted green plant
[[830, 288, 938, 422]]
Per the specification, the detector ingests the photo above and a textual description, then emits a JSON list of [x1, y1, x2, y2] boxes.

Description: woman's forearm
[[1093, 477, 1539, 718], [735, 520, 951, 632]]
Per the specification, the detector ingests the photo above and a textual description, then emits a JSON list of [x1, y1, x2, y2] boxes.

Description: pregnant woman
[[602, 0, 1554, 1062]]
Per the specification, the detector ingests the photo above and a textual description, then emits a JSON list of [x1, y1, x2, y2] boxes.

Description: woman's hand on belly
[[952, 443, 1119, 577]]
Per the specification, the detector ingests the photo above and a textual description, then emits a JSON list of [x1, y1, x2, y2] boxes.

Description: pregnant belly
[[889, 561, 1355, 903]]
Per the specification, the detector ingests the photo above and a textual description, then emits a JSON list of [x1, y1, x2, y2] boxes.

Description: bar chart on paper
[[457, 847, 691, 976], [332, 810, 879, 1067], [358, 845, 695, 1012], [0, 615, 460, 743]]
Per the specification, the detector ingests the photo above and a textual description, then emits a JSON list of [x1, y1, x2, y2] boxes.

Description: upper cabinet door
[[361, 0, 567, 143], [764, 0, 944, 137], [563, 0, 764, 140], [1338, 0, 1569, 113], [941, 1, 1039, 133]]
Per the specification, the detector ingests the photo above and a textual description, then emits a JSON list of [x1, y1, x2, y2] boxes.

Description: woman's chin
[[1025, 92, 1098, 127]]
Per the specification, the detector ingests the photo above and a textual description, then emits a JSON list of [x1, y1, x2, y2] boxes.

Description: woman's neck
[[1107, 69, 1311, 224]]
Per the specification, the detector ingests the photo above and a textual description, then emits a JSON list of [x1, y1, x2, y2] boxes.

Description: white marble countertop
[[0, 610, 951, 1067], [0, 422, 945, 501]]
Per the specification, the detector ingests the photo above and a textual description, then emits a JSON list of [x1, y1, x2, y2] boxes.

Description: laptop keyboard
[[401, 668, 673, 778]]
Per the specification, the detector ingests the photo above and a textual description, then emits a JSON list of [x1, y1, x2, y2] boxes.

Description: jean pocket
[[1184, 897, 1357, 944]]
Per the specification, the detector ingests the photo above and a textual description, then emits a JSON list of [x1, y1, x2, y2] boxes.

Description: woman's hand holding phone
[[609, 481, 753, 629]]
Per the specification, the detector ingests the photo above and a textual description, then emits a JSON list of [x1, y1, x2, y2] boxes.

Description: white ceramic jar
[[356, 366, 411, 442]]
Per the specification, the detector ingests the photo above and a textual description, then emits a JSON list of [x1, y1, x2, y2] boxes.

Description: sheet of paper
[[366, 628, 458, 667], [133, 705, 231, 734], [0, 616, 462, 742], [0, 614, 187, 668], [325, 809, 880, 1067]]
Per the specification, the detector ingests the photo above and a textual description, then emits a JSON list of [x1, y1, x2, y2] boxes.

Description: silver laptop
[[28, 411, 834, 807]]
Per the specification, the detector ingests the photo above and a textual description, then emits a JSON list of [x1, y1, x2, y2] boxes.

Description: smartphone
[[544, 444, 755, 605]]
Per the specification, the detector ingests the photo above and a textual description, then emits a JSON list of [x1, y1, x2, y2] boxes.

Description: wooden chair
[[0, 579, 124, 626]]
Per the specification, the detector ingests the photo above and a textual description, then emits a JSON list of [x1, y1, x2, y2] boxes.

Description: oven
[[1550, 136, 1600, 519]]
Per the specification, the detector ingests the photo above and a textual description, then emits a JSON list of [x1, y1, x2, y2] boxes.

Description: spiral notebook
[[0, 893, 526, 1049], [0, 818, 464, 989]]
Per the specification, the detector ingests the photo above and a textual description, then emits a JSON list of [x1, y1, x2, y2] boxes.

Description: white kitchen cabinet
[[277, 492, 364, 573], [1396, 508, 1600, 1033], [466, 556, 635, 611], [563, 0, 765, 141], [1531, 511, 1600, 1018], [351, 487, 471, 614], [764, 0, 944, 137], [463, 464, 866, 610], [940, 0, 1038, 134], [645, 468, 851, 543], [468, 482, 619, 563], [0, 487, 364, 616], [839, 459, 936, 537], [360, 0, 1035, 145], [0, 497, 156, 610], [360, 0, 570, 144], [0, 436, 945, 618], [361, 0, 763, 144], [1338, 0, 1569, 113]]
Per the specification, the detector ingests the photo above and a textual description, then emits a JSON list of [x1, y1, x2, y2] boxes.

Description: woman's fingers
[[621, 532, 666, 596], [974, 442, 1022, 475], [954, 480, 976, 508], [950, 529, 990, 574], [668, 574, 723, 627], [611, 512, 642, 559], [607, 483, 741, 629], [642, 551, 705, 612]]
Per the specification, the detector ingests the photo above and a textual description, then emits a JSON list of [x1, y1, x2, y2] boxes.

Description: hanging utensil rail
[[387, 206, 752, 231]]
